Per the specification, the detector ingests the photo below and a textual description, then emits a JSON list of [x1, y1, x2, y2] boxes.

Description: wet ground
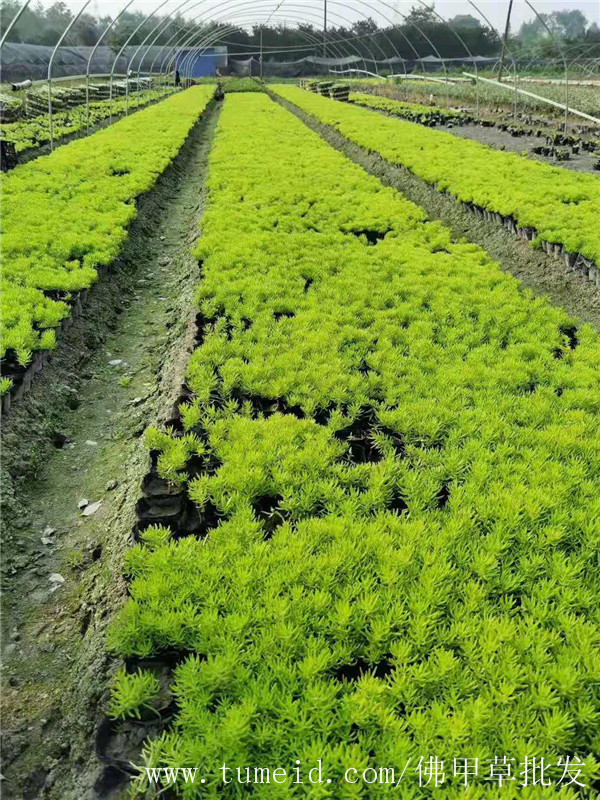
[[436, 118, 599, 174]]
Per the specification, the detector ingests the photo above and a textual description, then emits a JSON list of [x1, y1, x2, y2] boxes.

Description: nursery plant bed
[[0, 101, 221, 800]]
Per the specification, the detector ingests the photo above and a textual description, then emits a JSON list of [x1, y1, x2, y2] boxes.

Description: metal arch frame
[[342, 0, 444, 80], [523, 0, 569, 131], [228, 17, 381, 66], [332, 0, 433, 79], [157, 0, 423, 84], [48, 0, 93, 152], [124, 0, 199, 114], [147, 17, 196, 86], [174, 11, 391, 83], [259, 0, 285, 78], [161, 22, 325, 85], [0, 0, 33, 50], [564, 45, 600, 79], [161, 17, 347, 85], [468, 0, 573, 130], [372, 1, 447, 88], [171, 0, 424, 83], [525, 43, 596, 80], [172, 7, 381, 83], [209, 20, 408, 62], [407, 0, 478, 112], [467, 0, 518, 122], [107, 0, 171, 123], [179, 18, 353, 79], [134, 0, 201, 90], [150, 0, 420, 88], [175, 17, 372, 82], [362, 2, 428, 79], [161, 0, 394, 84], [85, 0, 135, 134], [167, 1, 394, 82], [177, 16, 369, 81]]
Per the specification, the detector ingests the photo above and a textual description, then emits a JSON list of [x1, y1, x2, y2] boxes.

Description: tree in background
[[0, 2, 597, 61]]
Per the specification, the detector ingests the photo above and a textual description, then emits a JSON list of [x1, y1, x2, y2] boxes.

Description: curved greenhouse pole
[[410, 0, 478, 111], [174, 7, 381, 83], [85, 0, 135, 134], [0, 0, 32, 50], [48, 0, 93, 151], [377, 1, 447, 91], [154, 0, 415, 87], [163, 0, 393, 84], [108, 0, 171, 122], [177, 16, 362, 81], [135, 0, 200, 88], [176, 10, 386, 82], [125, 0, 201, 113], [178, 20, 349, 81], [467, 0, 518, 121], [173, 0, 414, 82], [523, 0, 570, 131], [169, 0, 393, 80], [158, 0, 414, 84]]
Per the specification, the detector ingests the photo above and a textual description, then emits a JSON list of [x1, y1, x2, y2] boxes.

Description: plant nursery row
[[105, 93, 600, 796], [0, 86, 176, 154], [349, 92, 468, 126], [273, 86, 600, 266], [0, 85, 215, 374]]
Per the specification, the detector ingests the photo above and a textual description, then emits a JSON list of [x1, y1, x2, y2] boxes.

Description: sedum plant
[[0, 87, 176, 154], [107, 94, 600, 796], [1, 86, 215, 366], [273, 85, 600, 265], [108, 667, 162, 720]]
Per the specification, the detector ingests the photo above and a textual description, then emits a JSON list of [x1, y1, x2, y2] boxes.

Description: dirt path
[[274, 93, 600, 332], [0, 102, 219, 800], [435, 119, 599, 174]]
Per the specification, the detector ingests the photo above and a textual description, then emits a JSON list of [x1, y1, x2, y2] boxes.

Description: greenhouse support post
[[86, 0, 134, 135], [462, 72, 600, 125], [48, 0, 92, 152]]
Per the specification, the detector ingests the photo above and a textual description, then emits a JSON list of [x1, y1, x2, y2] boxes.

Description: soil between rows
[[3, 89, 599, 799], [0, 100, 220, 800], [273, 92, 600, 331]]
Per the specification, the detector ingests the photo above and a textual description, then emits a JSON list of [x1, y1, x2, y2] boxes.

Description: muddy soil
[[274, 93, 600, 331], [0, 101, 219, 800]]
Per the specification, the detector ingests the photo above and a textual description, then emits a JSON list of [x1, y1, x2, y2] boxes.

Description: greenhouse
[[0, 0, 599, 797]]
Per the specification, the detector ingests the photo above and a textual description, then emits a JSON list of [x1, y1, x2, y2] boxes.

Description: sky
[[42, 0, 600, 36]]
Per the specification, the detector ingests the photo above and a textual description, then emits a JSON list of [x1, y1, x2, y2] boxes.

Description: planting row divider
[[0, 97, 217, 421], [269, 90, 600, 292]]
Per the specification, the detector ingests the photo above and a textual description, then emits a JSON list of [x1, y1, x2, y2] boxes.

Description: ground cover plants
[[0, 86, 175, 154], [108, 93, 600, 797], [194, 77, 264, 93], [385, 77, 600, 118], [0, 85, 214, 368], [349, 92, 467, 125], [272, 85, 600, 265]]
